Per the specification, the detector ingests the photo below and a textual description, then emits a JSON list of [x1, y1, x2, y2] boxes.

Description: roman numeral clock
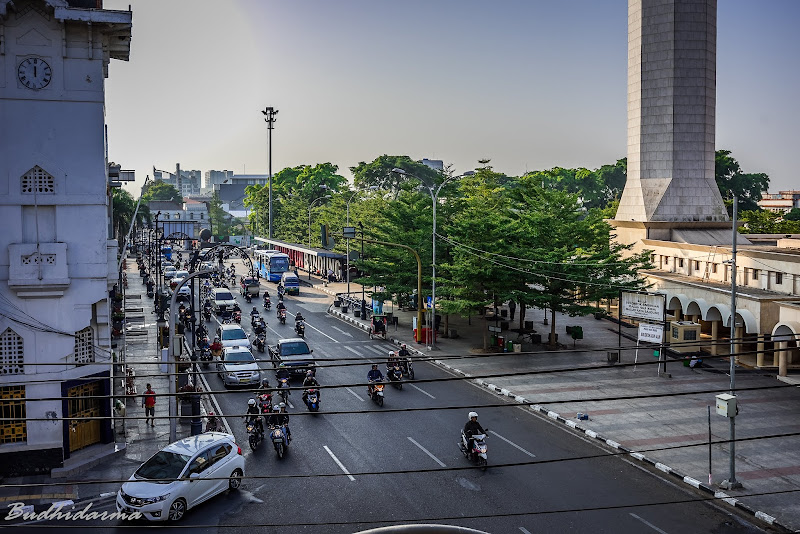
[[17, 57, 52, 90]]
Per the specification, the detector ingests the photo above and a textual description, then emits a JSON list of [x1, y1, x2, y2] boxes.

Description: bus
[[253, 250, 290, 282], [161, 245, 172, 261]]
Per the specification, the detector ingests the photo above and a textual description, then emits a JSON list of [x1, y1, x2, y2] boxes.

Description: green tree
[[140, 181, 182, 204], [784, 208, 800, 221], [111, 188, 135, 242], [738, 210, 800, 234], [208, 191, 233, 239], [715, 150, 769, 212], [351, 155, 442, 198]]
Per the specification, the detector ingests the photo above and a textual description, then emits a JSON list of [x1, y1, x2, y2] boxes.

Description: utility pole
[[261, 107, 279, 239]]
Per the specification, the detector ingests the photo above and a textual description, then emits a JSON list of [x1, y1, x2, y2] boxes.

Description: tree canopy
[[140, 181, 182, 205], [715, 150, 770, 213]]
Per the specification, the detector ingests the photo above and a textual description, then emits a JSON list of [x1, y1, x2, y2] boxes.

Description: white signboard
[[621, 292, 664, 322], [638, 323, 663, 343]]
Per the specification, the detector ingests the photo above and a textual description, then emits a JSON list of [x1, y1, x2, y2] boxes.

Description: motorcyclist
[[387, 350, 399, 369], [463, 411, 486, 452], [210, 336, 223, 358], [295, 312, 305, 323], [257, 379, 273, 414], [267, 404, 291, 441], [302, 370, 320, 402], [277, 283, 285, 297], [250, 307, 260, 322], [276, 299, 287, 319], [276, 363, 291, 387], [398, 343, 410, 358], [367, 364, 384, 395], [245, 398, 264, 436]]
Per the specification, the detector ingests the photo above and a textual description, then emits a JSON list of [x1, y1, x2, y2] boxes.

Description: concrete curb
[[325, 305, 793, 532]]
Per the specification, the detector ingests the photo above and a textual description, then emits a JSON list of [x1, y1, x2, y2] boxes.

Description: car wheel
[[168, 498, 187, 521], [229, 468, 243, 490]]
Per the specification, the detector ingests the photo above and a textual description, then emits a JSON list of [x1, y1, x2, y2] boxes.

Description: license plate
[[240, 378, 249, 383]]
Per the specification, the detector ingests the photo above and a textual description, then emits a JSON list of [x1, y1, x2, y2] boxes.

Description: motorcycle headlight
[[142, 493, 170, 504]]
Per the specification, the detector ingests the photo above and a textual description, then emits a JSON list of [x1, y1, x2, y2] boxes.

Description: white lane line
[[286, 311, 340, 342], [409, 384, 436, 399], [323, 445, 356, 481], [331, 326, 353, 337], [629, 513, 669, 534], [519, 528, 532, 534], [345, 387, 365, 401], [344, 346, 364, 357], [407, 437, 446, 467], [489, 431, 536, 458], [286, 400, 294, 409]]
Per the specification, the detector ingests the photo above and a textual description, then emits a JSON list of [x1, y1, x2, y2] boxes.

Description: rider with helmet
[[245, 398, 264, 436], [302, 369, 320, 402], [463, 411, 486, 451], [267, 404, 291, 441], [367, 363, 384, 395], [276, 363, 290, 383]]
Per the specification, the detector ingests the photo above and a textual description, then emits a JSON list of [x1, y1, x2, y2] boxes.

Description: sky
[[103, 0, 800, 198]]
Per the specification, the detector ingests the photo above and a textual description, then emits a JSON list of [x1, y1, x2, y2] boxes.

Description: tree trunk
[[443, 314, 450, 338], [519, 301, 526, 331], [483, 327, 489, 351], [548, 308, 558, 346]]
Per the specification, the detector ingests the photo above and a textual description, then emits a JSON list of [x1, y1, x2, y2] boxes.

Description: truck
[[239, 275, 260, 297], [268, 338, 315, 377]]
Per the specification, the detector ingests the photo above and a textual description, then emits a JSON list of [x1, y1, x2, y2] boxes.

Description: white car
[[216, 324, 251, 350], [217, 346, 261, 387], [163, 266, 178, 280], [116, 432, 244, 522]]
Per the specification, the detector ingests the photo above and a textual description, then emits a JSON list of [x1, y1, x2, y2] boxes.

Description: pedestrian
[[142, 383, 156, 427], [508, 299, 517, 321]]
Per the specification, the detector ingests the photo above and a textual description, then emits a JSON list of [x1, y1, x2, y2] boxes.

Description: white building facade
[[0, 0, 131, 475]]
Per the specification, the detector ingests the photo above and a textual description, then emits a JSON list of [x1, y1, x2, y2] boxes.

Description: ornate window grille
[[0, 329, 24, 375], [74, 327, 95, 365], [0, 386, 26, 444], [21, 166, 55, 194]]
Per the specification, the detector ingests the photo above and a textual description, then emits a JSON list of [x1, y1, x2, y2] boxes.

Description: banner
[[638, 323, 663, 343], [621, 292, 664, 322]]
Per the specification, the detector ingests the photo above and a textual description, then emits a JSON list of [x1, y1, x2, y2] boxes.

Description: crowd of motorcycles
[[136, 248, 489, 467]]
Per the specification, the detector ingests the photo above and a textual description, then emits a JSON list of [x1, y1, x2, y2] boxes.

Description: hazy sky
[[104, 0, 800, 198]]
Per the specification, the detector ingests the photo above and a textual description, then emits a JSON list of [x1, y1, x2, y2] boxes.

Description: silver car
[[217, 346, 261, 388]]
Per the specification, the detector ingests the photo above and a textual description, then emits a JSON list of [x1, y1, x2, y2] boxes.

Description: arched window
[[0, 329, 24, 375]]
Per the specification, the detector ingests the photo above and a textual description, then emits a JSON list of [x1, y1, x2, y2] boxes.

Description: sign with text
[[638, 323, 663, 344], [621, 292, 664, 322]]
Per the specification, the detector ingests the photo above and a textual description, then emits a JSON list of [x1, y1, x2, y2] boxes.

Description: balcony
[[8, 243, 70, 298]]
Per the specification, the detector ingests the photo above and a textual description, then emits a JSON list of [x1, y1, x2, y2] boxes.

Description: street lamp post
[[261, 106, 279, 239], [392, 168, 461, 349], [359, 222, 367, 320], [308, 195, 331, 278], [346, 186, 379, 296]]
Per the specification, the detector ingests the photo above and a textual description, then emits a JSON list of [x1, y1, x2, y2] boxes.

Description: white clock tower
[[0, 0, 131, 475]]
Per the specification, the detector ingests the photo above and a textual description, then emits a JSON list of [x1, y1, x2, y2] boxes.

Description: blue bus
[[161, 245, 172, 261], [253, 250, 290, 282]]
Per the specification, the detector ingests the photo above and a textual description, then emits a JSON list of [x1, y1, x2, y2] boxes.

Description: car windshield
[[283, 276, 299, 284], [222, 329, 247, 341], [215, 291, 233, 300], [244, 277, 257, 285], [225, 351, 255, 363], [134, 450, 191, 482], [175, 271, 189, 278], [282, 341, 310, 355]]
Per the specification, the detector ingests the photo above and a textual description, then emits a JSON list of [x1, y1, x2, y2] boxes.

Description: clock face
[[17, 57, 52, 90]]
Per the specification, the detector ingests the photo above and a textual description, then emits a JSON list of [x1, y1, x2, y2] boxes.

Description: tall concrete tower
[[614, 0, 732, 245]]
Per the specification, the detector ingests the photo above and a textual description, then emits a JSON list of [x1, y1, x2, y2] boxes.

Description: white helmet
[[279, 402, 286, 408], [468, 411, 478, 419], [388, 351, 395, 356], [248, 399, 256, 406]]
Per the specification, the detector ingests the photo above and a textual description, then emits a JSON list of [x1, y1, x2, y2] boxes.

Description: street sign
[[621, 291, 664, 322], [488, 325, 501, 333], [343, 226, 356, 238], [638, 323, 663, 343], [426, 296, 432, 309]]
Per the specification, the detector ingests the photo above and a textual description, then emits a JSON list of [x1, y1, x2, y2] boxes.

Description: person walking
[[142, 383, 156, 427], [508, 299, 517, 321]]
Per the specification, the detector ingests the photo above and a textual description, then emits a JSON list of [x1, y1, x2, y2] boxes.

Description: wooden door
[[67, 382, 101, 452]]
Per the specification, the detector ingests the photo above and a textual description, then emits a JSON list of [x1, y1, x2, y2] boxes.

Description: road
[[20, 258, 766, 533]]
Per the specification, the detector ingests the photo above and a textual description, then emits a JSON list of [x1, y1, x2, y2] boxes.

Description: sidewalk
[[305, 274, 800, 532], [0, 257, 205, 514]]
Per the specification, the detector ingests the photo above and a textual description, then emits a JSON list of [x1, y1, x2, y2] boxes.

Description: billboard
[[621, 291, 664, 322]]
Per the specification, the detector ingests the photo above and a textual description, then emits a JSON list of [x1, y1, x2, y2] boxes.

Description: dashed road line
[[345, 387, 365, 401], [629, 513, 669, 534], [323, 445, 356, 481], [407, 436, 446, 467], [409, 384, 436, 399], [489, 430, 536, 458]]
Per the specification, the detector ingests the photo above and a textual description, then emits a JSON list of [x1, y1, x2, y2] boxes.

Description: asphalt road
[[20, 258, 768, 533]]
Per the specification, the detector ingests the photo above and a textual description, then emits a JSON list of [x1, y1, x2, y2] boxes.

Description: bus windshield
[[270, 256, 290, 273]]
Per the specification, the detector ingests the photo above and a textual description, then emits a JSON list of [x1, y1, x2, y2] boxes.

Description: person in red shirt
[[142, 384, 156, 427]]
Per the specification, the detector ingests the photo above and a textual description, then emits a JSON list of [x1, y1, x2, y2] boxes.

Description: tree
[[715, 150, 769, 213], [208, 191, 233, 239], [111, 188, 135, 243], [738, 210, 800, 234], [784, 208, 800, 221], [140, 181, 182, 204], [351, 155, 442, 199]]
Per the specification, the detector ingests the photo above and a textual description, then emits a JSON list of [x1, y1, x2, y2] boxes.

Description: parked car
[[217, 346, 261, 387], [216, 324, 251, 350], [116, 432, 244, 522]]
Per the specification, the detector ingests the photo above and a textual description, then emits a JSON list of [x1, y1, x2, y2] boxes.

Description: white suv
[[116, 432, 244, 521], [209, 288, 236, 314]]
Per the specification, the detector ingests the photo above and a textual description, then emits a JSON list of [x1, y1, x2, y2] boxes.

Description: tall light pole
[[261, 107, 279, 239], [308, 195, 331, 277], [392, 168, 461, 349], [346, 186, 379, 296]]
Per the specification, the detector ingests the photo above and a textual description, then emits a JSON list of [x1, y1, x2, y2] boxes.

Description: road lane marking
[[629, 513, 669, 534], [345, 346, 365, 357], [345, 387, 365, 401], [519, 528, 532, 534], [323, 445, 356, 481], [489, 431, 536, 458], [287, 311, 339, 342], [409, 384, 436, 399], [331, 326, 353, 337], [407, 437, 446, 467]]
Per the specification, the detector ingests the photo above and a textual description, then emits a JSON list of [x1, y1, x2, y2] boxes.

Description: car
[[175, 284, 191, 301], [217, 346, 261, 387], [268, 337, 314, 377], [239, 276, 260, 297], [116, 432, 244, 522], [209, 288, 236, 315], [171, 270, 190, 289], [163, 266, 178, 280], [216, 324, 251, 350]]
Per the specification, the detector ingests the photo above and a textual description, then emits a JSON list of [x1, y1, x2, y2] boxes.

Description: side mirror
[[310, 349, 314, 354], [188, 472, 200, 480]]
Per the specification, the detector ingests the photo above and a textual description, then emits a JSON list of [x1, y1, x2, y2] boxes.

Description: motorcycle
[[278, 308, 286, 325], [253, 333, 266, 353], [246, 419, 263, 451], [258, 393, 273, 417], [200, 347, 212, 368], [460, 430, 489, 469], [270, 425, 288, 459], [295, 320, 305, 338], [277, 378, 290, 404], [245, 293, 252, 304], [303, 388, 320, 412], [263, 296, 271, 311], [387, 365, 403, 390], [203, 307, 212, 322], [369, 381, 385, 407]]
